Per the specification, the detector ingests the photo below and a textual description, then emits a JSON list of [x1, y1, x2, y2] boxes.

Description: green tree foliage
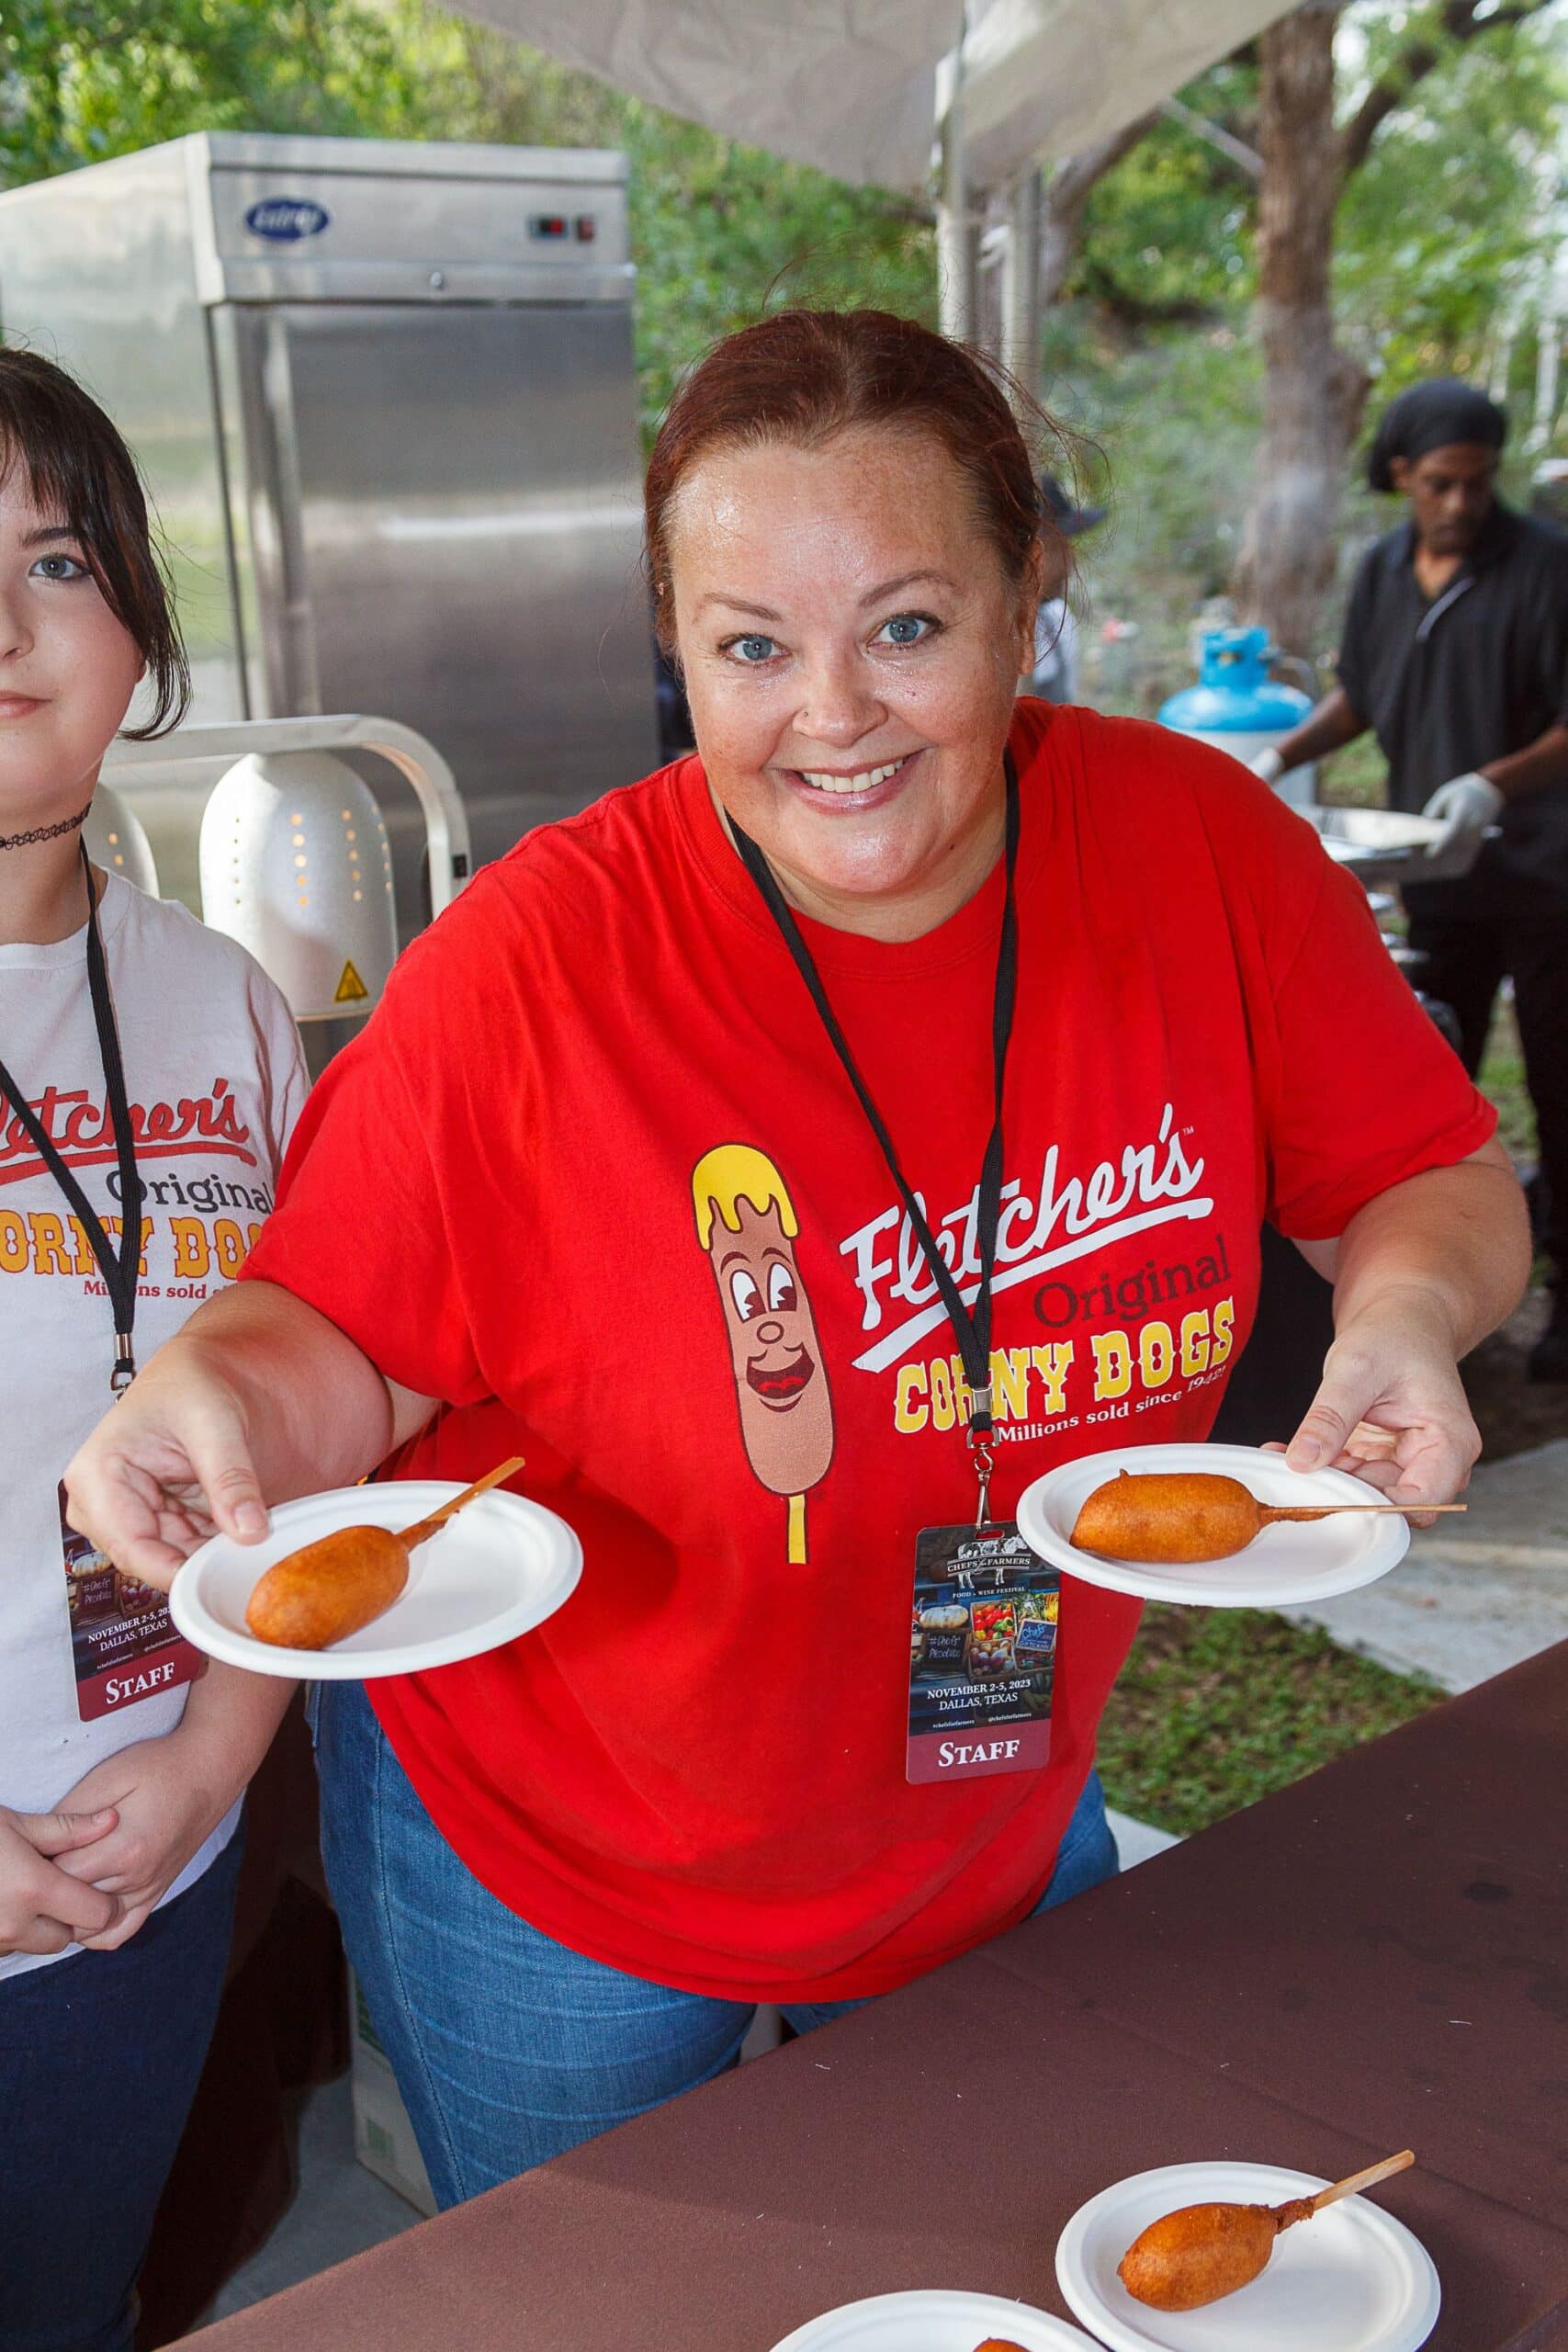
[[0, 0, 429, 179], [1056, 6, 1564, 412], [1074, 61, 1261, 322], [1336, 11, 1563, 401], [1041, 323, 1265, 710], [622, 113, 936, 438], [1042, 4, 1563, 702]]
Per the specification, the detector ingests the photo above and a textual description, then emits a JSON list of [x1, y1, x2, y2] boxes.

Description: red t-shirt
[[244, 704, 1493, 2000]]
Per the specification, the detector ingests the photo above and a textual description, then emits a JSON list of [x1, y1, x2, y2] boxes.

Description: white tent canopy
[[957, 0, 1284, 191], [440, 0, 1289, 193]]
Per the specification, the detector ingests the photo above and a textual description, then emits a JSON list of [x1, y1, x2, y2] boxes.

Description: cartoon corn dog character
[[692, 1145, 835, 1564]]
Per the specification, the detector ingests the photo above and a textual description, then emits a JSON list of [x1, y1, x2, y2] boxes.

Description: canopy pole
[[999, 166, 1042, 398], [935, 37, 974, 342]]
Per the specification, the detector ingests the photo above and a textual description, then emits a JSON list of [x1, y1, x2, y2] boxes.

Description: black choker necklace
[[0, 797, 94, 852]]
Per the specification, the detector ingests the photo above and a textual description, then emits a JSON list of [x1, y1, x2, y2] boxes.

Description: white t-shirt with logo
[[0, 874, 306, 1982]]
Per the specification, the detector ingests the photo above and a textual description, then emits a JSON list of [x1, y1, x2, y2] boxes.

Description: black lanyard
[[730, 752, 1021, 1524], [0, 842, 141, 1393]]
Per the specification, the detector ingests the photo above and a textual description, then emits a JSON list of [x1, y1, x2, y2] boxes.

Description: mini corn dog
[[1071, 1469, 1462, 1564], [244, 1522, 411, 1650], [1117, 2199, 1282, 2311], [244, 1456, 524, 1650], [1117, 2151, 1416, 2312]]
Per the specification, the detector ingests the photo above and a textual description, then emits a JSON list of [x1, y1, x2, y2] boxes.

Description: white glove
[[1247, 746, 1285, 785], [1421, 772, 1504, 860]]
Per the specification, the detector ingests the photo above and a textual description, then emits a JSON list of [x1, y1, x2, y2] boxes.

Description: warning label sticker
[[334, 959, 369, 1004]]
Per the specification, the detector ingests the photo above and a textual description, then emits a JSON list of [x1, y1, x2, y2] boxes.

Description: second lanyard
[[729, 751, 1021, 1524], [0, 842, 141, 1393]]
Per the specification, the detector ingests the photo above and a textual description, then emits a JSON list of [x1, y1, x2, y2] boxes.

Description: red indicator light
[[530, 214, 567, 239], [575, 213, 597, 242]]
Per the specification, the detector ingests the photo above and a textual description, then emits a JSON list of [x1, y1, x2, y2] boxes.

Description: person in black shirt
[[1261, 379, 1568, 1383]]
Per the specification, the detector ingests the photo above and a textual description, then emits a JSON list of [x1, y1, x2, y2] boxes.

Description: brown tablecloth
[[186, 1640, 1568, 2350]]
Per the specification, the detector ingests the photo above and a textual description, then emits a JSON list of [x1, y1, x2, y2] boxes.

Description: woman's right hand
[[0, 1804, 120, 1958], [63, 1343, 270, 1591]]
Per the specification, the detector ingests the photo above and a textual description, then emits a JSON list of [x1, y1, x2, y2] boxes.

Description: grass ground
[[1315, 735, 1388, 810], [1477, 999, 1538, 1164], [1096, 1606, 1445, 1836]]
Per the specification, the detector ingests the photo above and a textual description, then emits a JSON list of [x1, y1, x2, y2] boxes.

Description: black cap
[[1366, 378, 1506, 492], [1039, 472, 1106, 538]]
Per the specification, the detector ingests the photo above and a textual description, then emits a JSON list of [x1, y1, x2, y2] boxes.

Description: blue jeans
[[316, 1680, 1117, 2209], [0, 1825, 243, 2352]]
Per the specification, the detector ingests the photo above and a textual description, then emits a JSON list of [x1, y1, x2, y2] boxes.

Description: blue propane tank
[[1158, 627, 1315, 808]]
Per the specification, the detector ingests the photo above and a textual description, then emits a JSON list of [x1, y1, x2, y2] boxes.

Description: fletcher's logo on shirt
[[683, 1110, 1230, 1547], [839, 1102, 1213, 1373], [0, 1077, 256, 1187]]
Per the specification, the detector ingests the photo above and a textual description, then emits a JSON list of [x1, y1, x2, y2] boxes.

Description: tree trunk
[[1233, 4, 1369, 660]]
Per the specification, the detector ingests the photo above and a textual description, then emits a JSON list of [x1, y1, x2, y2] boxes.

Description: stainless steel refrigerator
[[0, 132, 658, 933]]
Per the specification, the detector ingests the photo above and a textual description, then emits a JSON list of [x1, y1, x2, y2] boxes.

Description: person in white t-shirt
[[0, 350, 306, 2352], [1027, 473, 1105, 706]]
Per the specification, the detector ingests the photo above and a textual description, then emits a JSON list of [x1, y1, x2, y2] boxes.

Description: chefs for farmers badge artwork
[[692, 1145, 835, 1564]]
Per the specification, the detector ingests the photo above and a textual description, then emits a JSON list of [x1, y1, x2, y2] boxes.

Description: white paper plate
[[1016, 1442, 1410, 1607], [1055, 2162, 1440, 2352], [771, 2289, 1100, 2351], [170, 1481, 581, 1679]]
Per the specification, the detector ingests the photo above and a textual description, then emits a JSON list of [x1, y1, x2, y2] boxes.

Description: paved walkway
[[201, 2078, 419, 2325], [1107, 1805, 1181, 1866], [1285, 1438, 1568, 1692]]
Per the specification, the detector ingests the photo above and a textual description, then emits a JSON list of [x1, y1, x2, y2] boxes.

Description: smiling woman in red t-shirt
[[68, 311, 1529, 2210]]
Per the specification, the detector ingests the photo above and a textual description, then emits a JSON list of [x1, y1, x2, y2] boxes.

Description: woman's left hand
[[50, 1724, 239, 1951], [1282, 1289, 1480, 1518]]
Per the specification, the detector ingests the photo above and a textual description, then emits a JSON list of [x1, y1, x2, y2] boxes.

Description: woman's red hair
[[644, 309, 1068, 651]]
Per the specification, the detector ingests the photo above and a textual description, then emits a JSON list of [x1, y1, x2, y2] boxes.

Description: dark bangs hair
[[0, 347, 189, 739]]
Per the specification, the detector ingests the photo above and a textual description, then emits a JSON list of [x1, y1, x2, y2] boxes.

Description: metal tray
[[1299, 802, 1488, 888]]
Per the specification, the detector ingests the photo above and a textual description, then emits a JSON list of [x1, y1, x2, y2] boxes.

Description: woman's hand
[[64, 1343, 267, 1591], [0, 1804, 121, 1959], [1284, 1287, 1480, 1514], [50, 1722, 241, 1952], [47, 1665, 293, 1955], [63, 1282, 428, 1591], [1280, 1142, 1527, 1517]]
